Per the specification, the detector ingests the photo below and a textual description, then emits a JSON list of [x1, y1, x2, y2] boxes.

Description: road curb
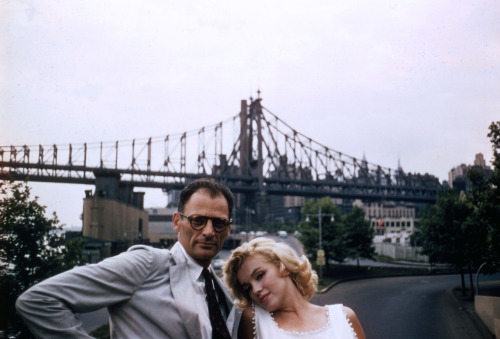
[[317, 272, 456, 294], [450, 287, 494, 338]]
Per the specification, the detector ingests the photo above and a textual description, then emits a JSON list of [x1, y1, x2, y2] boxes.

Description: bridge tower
[[238, 94, 269, 225]]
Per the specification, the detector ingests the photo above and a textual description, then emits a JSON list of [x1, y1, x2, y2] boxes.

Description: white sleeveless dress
[[252, 303, 357, 339]]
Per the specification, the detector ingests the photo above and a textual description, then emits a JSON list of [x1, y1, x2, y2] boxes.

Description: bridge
[[1, 96, 440, 221]]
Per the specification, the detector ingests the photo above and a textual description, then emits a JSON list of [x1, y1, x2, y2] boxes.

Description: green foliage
[[465, 169, 496, 271], [298, 198, 374, 266], [485, 122, 500, 269], [418, 121, 500, 273], [0, 180, 85, 337], [418, 187, 475, 267], [343, 206, 375, 263], [297, 198, 343, 263], [90, 324, 111, 339]]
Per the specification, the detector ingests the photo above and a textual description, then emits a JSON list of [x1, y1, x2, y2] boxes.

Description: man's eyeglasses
[[178, 212, 232, 232]]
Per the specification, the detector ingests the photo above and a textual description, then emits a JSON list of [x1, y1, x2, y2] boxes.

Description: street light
[[305, 205, 335, 282], [245, 207, 255, 242]]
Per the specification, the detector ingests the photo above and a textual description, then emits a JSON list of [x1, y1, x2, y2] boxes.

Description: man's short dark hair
[[178, 178, 234, 218]]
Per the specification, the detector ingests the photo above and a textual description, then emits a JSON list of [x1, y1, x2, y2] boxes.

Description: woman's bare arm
[[237, 306, 254, 339], [344, 306, 366, 339]]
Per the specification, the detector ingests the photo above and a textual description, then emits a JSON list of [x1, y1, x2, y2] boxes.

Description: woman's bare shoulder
[[241, 305, 253, 319], [342, 306, 366, 339]]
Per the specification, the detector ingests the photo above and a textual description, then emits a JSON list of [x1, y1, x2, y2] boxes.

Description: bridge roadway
[[0, 164, 438, 204]]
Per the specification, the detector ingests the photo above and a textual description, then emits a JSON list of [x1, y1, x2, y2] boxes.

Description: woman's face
[[236, 254, 291, 312]]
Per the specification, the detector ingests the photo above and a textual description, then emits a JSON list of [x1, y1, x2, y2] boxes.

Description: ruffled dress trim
[[340, 304, 358, 339], [268, 306, 331, 335], [251, 302, 358, 338]]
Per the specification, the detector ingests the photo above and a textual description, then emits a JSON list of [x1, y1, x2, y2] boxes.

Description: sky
[[1, 0, 499, 228]]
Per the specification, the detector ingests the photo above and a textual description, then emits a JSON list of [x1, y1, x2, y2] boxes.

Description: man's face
[[173, 189, 231, 267]]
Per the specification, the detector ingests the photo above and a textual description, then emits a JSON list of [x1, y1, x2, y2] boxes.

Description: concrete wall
[[374, 242, 429, 262], [83, 196, 149, 242], [475, 295, 500, 338], [146, 207, 177, 244]]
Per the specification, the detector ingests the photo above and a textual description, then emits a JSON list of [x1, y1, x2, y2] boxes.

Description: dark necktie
[[202, 268, 232, 339]]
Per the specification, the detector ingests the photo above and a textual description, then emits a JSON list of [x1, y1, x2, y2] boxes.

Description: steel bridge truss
[[0, 98, 439, 203]]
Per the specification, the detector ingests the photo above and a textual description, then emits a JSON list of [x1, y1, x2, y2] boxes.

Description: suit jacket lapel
[[170, 248, 203, 339]]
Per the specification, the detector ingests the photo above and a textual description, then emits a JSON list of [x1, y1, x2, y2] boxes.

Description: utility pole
[[305, 205, 335, 283]]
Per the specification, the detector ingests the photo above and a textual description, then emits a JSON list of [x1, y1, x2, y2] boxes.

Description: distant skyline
[[2, 1, 499, 228]]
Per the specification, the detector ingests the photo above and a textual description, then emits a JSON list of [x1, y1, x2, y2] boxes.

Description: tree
[[343, 206, 374, 266], [465, 169, 494, 271], [297, 197, 345, 266], [418, 121, 500, 295], [418, 187, 473, 292], [485, 121, 500, 269], [464, 121, 500, 272], [0, 180, 85, 337]]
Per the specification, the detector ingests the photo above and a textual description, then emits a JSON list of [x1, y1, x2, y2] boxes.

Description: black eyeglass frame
[[178, 212, 232, 232]]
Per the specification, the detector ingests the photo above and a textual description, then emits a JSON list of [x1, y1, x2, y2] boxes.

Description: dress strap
[[252, 302, 257, 339]]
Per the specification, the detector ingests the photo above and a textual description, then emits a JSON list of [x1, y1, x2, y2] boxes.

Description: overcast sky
[[1, 1, 499, 228]]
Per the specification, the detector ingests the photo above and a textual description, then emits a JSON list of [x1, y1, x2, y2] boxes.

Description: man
[[16, 178, 241, 338]]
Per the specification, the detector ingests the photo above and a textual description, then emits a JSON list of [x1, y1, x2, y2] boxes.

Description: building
[[267, 156, 310, 223], [449, 153, 492, 191], [354, 200, 417, 246], [82, 170, 149, 257], [146, 207, 178, 247]]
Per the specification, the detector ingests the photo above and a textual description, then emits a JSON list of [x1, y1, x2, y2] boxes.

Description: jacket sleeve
[[15, 245, 155, 339]]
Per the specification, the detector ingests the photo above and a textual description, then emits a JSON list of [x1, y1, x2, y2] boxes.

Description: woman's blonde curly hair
[[223, 237, 318, 309]]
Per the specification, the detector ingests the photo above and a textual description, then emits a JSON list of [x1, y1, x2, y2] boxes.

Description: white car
[[212, 258, 224, 270], [277, 230, 288, 238]]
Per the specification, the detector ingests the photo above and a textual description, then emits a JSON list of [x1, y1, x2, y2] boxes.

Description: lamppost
[[305, 205, 335, 282], [245, 208, 255, 242]]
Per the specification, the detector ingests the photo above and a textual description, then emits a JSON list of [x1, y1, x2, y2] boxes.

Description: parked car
[[277, 230, 288, 238], [212, 258, 224, 270]]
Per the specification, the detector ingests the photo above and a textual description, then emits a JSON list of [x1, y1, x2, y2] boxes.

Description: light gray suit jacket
[[16, 243, 241, 338]]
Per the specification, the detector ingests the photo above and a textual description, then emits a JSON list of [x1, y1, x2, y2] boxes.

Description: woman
[[224, 237, 365, 339]]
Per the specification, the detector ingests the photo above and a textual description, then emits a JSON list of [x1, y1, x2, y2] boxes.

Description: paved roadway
[[311, 274, 496, 339]]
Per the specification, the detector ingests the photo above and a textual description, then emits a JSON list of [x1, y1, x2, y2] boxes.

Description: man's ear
[[173, 212, 181, 232]]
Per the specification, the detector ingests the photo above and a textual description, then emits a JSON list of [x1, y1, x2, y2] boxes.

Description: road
[[311, 274, 495, 339]]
